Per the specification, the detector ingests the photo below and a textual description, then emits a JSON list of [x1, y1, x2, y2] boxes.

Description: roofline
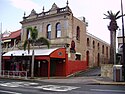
[[86, 32, 110, 45]]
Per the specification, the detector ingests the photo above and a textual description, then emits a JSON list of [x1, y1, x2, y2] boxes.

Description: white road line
[[0, 82, 39, 87], [91, 89, 125, 93], [0, 90, 22, 94], [35, 85, 80, 92]]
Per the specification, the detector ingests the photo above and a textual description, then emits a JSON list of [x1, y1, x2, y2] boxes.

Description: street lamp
[[121, 0, 125, 81]]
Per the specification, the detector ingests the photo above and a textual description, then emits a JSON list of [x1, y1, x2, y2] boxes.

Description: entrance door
[[50, 61, 56, 76], [41, 60, 48, 77], [97, 53, 100, 66], [86, 51, 89, 66]]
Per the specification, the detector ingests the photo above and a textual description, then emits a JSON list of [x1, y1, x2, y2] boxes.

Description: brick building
[[2, 2, 110, 78]]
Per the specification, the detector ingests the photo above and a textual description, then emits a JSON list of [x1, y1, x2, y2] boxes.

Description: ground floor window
[[75, 54, 81, 60]]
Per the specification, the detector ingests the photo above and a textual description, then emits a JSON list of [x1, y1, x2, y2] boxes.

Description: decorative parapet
[[21, 3, 72, 24]]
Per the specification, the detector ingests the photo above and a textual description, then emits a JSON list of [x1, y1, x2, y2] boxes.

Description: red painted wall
[[67, 60, 87, 76], [40, 63, 48, 77], [55, 62, 66, 76], [50, 48, 66, 58]]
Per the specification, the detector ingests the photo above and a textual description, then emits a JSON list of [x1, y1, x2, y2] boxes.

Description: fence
[[1, 70, 27, 79]]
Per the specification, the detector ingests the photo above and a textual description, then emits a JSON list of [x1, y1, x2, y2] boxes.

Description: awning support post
[[48, 59, 50, 79]]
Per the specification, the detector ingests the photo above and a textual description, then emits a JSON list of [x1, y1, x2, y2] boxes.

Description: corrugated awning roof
[[3, 48, 58, 56]]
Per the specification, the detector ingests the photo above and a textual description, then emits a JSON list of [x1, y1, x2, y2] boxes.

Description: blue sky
[[0, 0, 125, 44]]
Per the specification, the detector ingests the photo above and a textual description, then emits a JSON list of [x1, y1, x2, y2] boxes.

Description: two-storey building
[[2, 1, 110, 78]]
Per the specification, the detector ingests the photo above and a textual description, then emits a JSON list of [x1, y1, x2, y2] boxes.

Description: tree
[[23, 26, 50, 78], [104, 11, 122, 64]]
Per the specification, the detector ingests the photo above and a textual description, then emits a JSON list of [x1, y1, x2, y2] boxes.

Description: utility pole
[[0, 22, 2, 76], [121, 0, 125, 81]]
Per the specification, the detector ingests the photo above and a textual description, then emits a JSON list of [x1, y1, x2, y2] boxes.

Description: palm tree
[[23, 26, 50, 78], [104, 11, 122, 64]]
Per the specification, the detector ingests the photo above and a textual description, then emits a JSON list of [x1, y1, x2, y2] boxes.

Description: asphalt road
[[0, 79, 125, 94]]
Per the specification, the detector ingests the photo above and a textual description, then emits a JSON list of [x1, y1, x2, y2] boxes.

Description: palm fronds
[[103, 10, 124, 21], [23, 26, 50, 53], [37, 37, 50, 48]]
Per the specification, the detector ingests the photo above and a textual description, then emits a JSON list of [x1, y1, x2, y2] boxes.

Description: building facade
[[2, 2, 110, 78], [86, 32, 110, 67], [2, 29, 21, 53]]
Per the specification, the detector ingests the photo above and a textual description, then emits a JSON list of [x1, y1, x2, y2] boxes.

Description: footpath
[[30, 67, 125, 85], [32, 76, 125, 85], [1, 75, 125, 85], [1, 67, 125, 85], [28, 67, 125, 85]]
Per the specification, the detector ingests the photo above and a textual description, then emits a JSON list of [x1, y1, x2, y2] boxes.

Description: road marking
[[35, 85, 80, 92], [91, 89, 125, 93], [0, 82, 80, 92], [0, 90, 22, 94], [0, 82, 38, 87]]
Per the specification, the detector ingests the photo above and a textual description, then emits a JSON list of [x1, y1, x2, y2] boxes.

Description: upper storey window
[[87, 38, 90, 46], [93, 40, 95, 49], [56, 23, 61, 38], [76, 26, 80, 41], [102, 45, 104, 54], [47, 24, 51, 39], [98, 43, 100, 50]]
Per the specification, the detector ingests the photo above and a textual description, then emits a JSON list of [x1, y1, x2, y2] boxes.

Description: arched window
[[98, 43, 100, 50], [106, 47, 108, 57], [87, 38, 90, 46], [93, 40, 95, 49], [102, 45, 104, 54], [56, 23, 61, 38], [26, 28, 30, 39], [47, 24, 51, 39], [76, 26, 80, 41]]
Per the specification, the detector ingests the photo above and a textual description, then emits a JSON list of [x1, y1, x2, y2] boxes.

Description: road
[[0, 79, 125, 94]]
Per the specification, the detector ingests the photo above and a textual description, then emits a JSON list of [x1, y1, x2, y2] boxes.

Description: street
[[0, 79, 125, 94]]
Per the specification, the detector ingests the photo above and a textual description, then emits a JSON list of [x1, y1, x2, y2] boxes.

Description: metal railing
[[1, 70, 27, 79]]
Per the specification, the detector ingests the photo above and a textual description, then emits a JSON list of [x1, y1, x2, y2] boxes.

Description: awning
[[3, 48, 58, 56], [3, 48, 66, 58]]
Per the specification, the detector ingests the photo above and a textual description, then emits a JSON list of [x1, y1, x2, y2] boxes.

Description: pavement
[[1, 67, 125, 85], [29, 67, 125, 85], [32, 76, 125, 85]]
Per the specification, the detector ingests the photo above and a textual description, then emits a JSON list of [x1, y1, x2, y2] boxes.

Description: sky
[[0, 0, 125, 44]]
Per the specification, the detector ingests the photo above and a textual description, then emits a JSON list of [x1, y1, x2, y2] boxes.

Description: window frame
[[47, 24, 51, 39], [76, 26, 80, 41], [56, 22, 61, 38]]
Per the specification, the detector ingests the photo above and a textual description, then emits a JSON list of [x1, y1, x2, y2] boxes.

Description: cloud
[[9, 0, 41, 12]]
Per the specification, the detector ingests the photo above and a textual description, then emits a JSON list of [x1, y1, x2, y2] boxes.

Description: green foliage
[[27, 26, 38, 40], [104, 10, 124, 31], [37, 37, 50, 48], [23, 40, 28, 51], [104, 11, 123, 21], [23, 26, 50, 53]]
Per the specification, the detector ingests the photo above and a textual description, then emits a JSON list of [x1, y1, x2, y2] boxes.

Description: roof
[[3, 48, 59, 56], [86, 32, 110, 45], [2, 29, 21, 40]]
